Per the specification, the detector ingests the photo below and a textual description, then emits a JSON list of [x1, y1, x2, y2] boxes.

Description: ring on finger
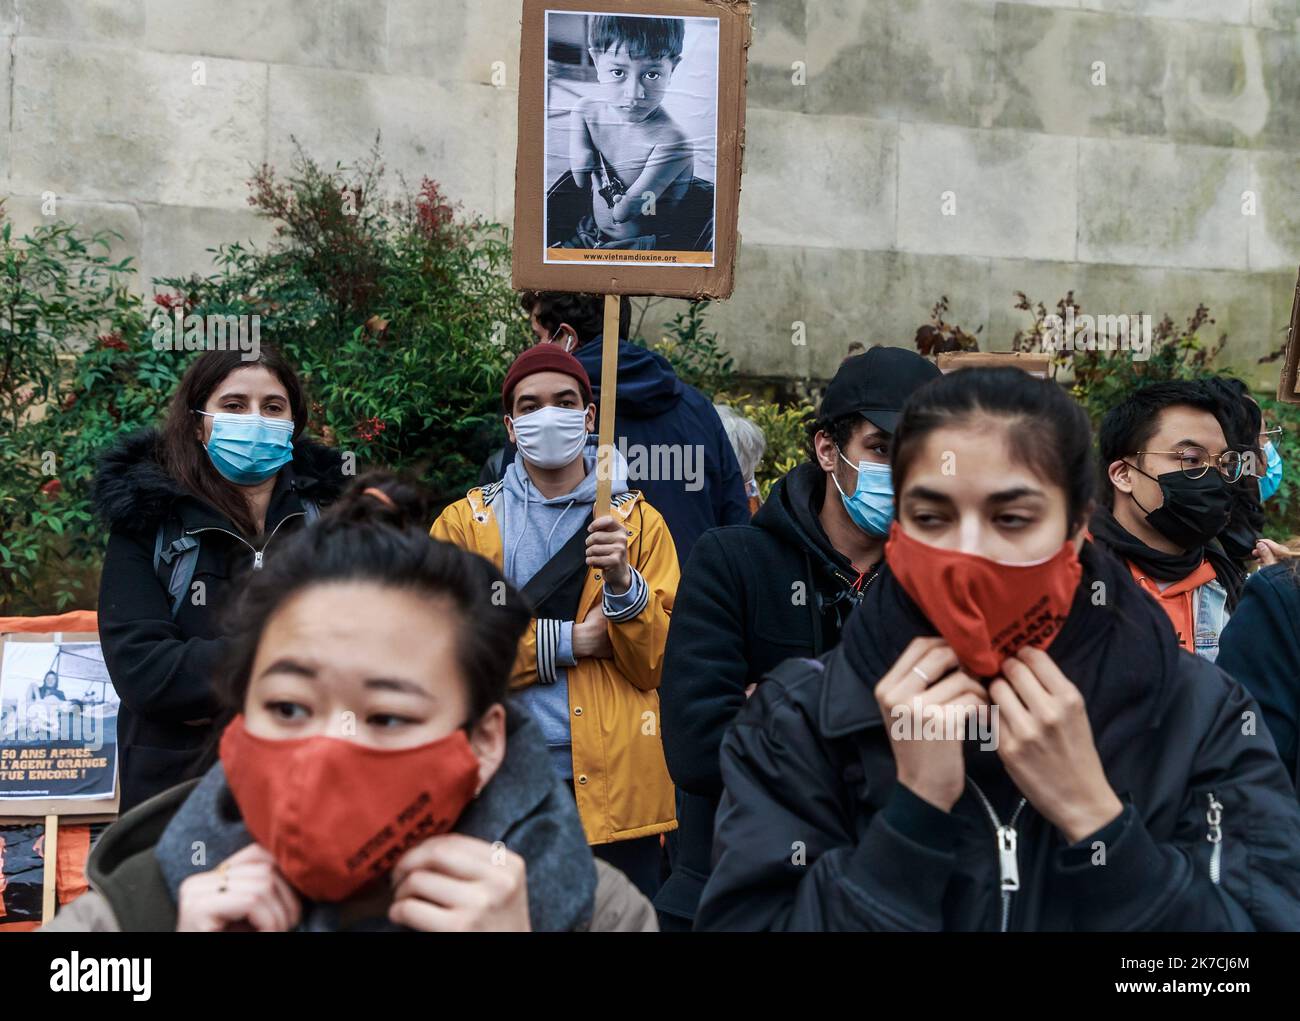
[[911, 665, 931, 684]]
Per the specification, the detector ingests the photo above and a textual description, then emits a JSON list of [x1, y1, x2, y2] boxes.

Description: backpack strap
[[152, 516, 200, 621], [152, 500, 321, 621], [520, 511, 596, 686]]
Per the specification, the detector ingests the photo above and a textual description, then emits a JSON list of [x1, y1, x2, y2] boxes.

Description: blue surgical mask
[[197, 411, 294, 485], [832, 449, 893, 537], [1260, 440, 1284, 502]]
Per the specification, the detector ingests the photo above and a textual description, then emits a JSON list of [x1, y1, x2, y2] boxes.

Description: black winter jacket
[[92, 430, 344, 813], [657, 463, 869, 924], [696, 541, 1300, 931], [1218, 563, 1300, 786]]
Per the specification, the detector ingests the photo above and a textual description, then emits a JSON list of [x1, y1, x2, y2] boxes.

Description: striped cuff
[[535, 618, 564, 684], [603, 568, 649, 624]]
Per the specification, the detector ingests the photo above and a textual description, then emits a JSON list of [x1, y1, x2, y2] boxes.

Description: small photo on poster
[[543, 10, 719, 267], [0, 640, 119, 801]]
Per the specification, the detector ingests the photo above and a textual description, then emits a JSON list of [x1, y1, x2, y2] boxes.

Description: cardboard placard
[[512, 0, 751, 298], [1278, 266, 1300, 405], [0, 631, 120, 820], [936, 351, 1053, 378]]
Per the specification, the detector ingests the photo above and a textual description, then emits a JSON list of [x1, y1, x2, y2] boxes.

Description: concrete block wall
[[1, 0, 1297, 387], [724, 0, 1300, 388]]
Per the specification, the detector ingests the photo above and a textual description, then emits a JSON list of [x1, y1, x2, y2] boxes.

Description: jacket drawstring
[[545, 499, 578, 559]]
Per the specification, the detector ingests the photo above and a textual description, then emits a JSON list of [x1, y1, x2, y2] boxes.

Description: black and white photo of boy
[[543, 11, 719, 265]]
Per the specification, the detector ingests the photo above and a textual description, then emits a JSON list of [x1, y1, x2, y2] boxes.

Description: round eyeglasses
[[1133, 449, 1244, 483]]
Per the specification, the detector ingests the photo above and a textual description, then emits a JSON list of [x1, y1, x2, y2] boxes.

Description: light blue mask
[[1260, 440, 1284, 502], [197, 411, 294, 486], [833, 450, 893, 537]]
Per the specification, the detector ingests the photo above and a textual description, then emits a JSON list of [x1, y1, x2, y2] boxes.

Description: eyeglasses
[[1133, 449, 1244, 483]]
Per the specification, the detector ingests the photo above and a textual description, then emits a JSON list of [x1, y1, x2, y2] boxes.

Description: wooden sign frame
[[512, 0, 751, 298], [1278, 266, 1300, 404], [1, 627, 118, 926], [936, 351, 1053, 378]]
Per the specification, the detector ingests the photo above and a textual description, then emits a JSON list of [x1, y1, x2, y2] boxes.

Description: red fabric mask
[[219, 715, 481, 901], [884, 522, 1083, 678]]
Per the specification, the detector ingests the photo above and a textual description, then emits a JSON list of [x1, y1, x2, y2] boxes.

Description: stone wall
[[3, 0, 1298, 388]]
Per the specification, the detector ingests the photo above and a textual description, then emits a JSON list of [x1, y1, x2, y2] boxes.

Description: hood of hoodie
[[82, 705, 598, 932], [91, 428, 345, 537], [498, 441, 630, 581], [753, 461, 857, 579], [574, 336, 683, 419]]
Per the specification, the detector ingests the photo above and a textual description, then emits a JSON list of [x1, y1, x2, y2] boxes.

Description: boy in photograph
[[560, 15, 709, 252]]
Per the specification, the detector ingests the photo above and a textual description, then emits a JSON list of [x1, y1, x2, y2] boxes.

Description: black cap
[[818, 347, 942, 434]]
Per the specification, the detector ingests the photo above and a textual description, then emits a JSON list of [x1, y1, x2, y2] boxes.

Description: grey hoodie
[[497, 444, 645, 779]]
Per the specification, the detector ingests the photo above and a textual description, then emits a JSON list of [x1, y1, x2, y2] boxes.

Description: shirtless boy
[[568, 16, 695, 245]]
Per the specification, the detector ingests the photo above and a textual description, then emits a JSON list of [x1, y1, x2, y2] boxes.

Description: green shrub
[[150, 140, 531, 507], [2, 141, 531, 614], [643, 299, 735, 397], [0, 214, 148, 614], [716, 395, 814, 500]]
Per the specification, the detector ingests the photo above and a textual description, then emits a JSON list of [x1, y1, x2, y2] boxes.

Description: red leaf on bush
[[40, 479, 62, 497], [415, 177, 455, 239], [355, 415, 386, 442]]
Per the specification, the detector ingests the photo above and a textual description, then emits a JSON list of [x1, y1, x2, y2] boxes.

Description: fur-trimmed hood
[[92, 428, 346, 535]]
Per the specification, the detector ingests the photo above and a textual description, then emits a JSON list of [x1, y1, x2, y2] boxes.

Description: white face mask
[[509, 405, 589, 470]]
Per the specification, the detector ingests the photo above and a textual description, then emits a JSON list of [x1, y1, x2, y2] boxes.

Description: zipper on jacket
[[1205, 792, 1223, 886], [185, 511, 305, 572], [966, 776, 1028, 932]]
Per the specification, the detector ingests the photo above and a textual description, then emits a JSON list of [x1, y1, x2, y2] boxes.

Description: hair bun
[[324, 471, 429, 529]]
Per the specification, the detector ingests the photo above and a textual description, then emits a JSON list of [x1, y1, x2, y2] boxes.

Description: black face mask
[[1127, 464, 1232, 551]]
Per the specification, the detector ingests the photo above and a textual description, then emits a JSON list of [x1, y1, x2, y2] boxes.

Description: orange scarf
[[1126, 558, 1217, 653]]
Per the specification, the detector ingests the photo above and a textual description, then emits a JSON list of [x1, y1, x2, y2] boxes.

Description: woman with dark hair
[[696, 367, 1300, 931], [91, 348, 344, 813], [46, 475, 656, 931]]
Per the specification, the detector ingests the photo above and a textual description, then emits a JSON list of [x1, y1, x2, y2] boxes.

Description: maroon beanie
[[501, 345, 594, 411]]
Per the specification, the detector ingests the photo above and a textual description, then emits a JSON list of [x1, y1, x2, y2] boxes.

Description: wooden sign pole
[[41, 813, 58, 924], [595, 294, 620, 519], [1278, 264, 1300, 404]]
